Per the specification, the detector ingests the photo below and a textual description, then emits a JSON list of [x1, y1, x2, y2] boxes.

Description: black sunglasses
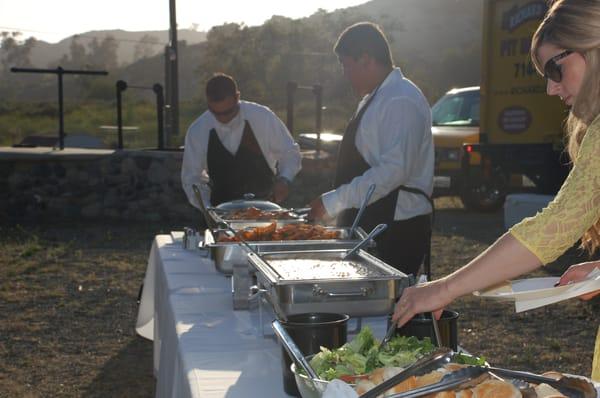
[[543, 50, 573, 83]]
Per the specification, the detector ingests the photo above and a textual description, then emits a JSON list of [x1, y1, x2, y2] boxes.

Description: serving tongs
[[384, 365, 597, 398], [480, 366, 597, 398], [192, 183, 220, 229], [380, 275, 443, 351], [358, 347, 453, 398], [343, 223, 387, 260], [349, 184, 376, 237], [386, 366, 489, 398]]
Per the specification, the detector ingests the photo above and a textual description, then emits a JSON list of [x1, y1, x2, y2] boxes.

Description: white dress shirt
[[181, 100, 302, 208], [322, 67, 434, 221]]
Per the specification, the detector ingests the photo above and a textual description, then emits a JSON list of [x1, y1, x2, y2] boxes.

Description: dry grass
[[0, 198, 598, 397]]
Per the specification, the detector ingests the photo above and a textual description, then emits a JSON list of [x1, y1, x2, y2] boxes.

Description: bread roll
[[369, 367, 386, 385], [415, 370, 445, 387], [354, 380, 377, 395], [470, 379, 521, 398], [430, 391, 456, 398], [382, 376, 417, 396], [456, 389, 474, 398], [534, 383, 567, 398]]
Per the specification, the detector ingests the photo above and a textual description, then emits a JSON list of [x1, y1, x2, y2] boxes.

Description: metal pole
[[313, 84, 323, 155], [164, 45, 172, 141], [57, 67, 65, 150], [154, 84, 165, 150], [116, 80, 127, 149], [168, 0, 179, 144], [286, 81, 297, 134]]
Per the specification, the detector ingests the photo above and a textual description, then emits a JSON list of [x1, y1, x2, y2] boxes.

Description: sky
[[0, 0, 367, 43]]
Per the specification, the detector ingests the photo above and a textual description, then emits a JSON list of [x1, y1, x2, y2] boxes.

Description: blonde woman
[[392, 0, 600, 377]]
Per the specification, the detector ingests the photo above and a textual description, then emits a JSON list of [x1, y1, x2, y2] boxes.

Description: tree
[[134, 34, 160, 60], [87, 36, 119, 70], [1, 32, 37, 73], [57, 36, 87, 68]]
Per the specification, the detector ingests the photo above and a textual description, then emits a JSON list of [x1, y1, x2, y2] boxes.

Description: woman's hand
[[557, 261, 600, 301], [391, 278, 455, 327]]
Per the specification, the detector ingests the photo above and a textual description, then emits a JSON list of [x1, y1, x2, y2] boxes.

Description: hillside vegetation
[[0, 0, 482, 148]]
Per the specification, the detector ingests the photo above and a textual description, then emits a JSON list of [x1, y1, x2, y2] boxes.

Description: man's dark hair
[[205, 73, 238, 102], [334, 22, 394, 67]]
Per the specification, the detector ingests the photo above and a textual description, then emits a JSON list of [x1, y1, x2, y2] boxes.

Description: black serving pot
[[279, 313, 349, 397], [389, 310, 459, 351]]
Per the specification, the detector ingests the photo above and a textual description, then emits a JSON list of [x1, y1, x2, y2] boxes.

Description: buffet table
[[136, 234, 287, 398], [136, 234, 389, 397]]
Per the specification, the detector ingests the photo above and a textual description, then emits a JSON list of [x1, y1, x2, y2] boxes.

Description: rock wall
[[0, 148, 336, 223]]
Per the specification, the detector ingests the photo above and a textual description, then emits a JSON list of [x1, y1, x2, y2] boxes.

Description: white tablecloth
[[136, 235, 288, 398]]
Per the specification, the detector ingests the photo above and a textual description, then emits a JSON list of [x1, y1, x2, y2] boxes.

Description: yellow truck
[[433, 0, 570, 211]]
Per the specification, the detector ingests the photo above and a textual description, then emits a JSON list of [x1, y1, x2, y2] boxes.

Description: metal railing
[[11, 67, 109, 150], [116, 80, 165, 150]]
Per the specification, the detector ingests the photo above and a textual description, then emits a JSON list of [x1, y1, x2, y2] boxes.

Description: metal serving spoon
[[343, 223, 387, 260], [349, 184, 376, 237]]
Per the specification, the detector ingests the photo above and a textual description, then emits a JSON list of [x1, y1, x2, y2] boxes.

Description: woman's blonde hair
[[531, 0, 600, 254]]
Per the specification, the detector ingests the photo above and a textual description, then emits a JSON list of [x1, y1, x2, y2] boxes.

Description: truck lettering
[[520, 37, 532, 54], [500, 39, 518, 56], [501, 1, 547, 32], [510, 85, 546, 94], [498, 106, 532, 133], [513, 61, 536, 78]]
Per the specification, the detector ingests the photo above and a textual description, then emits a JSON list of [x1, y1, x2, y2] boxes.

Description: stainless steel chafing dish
[[203, 225, 372, 274], [193, 185, 305, 229], [247, 249, 409, 317], [206, 194, 306, 228], [208, 210, 306, 230]]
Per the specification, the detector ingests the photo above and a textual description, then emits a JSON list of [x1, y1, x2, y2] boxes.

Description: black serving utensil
[[358, 347, 453, 398], [481, 366, 597, 398], [387, 366, 488, 398], [192, 183, 217, 229]]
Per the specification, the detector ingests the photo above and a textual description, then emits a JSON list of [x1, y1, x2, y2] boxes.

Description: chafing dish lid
[[214, 196, 281, 212]]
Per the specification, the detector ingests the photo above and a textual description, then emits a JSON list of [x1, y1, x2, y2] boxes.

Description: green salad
[[308, 326, 436, 381]]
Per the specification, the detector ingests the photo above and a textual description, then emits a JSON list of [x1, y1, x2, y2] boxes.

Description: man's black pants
[[372, 213, 431, 277]]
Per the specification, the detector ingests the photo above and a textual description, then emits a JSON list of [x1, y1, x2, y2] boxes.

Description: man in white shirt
[[308, 22, 434, 276], [181, 73, 302, 209]]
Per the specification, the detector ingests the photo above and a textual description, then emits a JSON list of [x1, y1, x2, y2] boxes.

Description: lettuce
[[308, 327, 437, 381]]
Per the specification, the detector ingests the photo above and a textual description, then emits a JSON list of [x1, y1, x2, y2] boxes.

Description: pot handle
[[313, 285, 372, 298]]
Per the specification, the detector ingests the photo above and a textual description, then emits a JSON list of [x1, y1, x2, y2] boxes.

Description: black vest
[[334, 89, 434, 231], [207, 120, 274, 205]]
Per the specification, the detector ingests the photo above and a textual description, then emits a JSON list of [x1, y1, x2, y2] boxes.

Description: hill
[[1, 0, 484, 127], [28, 29, 207, 68]]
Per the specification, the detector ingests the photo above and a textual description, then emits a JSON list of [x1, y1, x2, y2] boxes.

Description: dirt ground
[[0, 196, 598, 397]]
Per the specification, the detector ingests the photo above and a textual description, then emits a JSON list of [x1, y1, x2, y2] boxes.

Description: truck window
[[432, 91, 480, 127]]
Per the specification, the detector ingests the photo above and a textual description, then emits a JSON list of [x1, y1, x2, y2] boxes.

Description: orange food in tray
[[217, 222, 341, 242]]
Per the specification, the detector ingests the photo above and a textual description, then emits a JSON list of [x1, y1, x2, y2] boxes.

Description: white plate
[[473, 277, 589, 301]]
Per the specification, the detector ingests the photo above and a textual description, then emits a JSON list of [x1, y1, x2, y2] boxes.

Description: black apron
[[333, 88, 434, 277], [207, 120, 274, 205]]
